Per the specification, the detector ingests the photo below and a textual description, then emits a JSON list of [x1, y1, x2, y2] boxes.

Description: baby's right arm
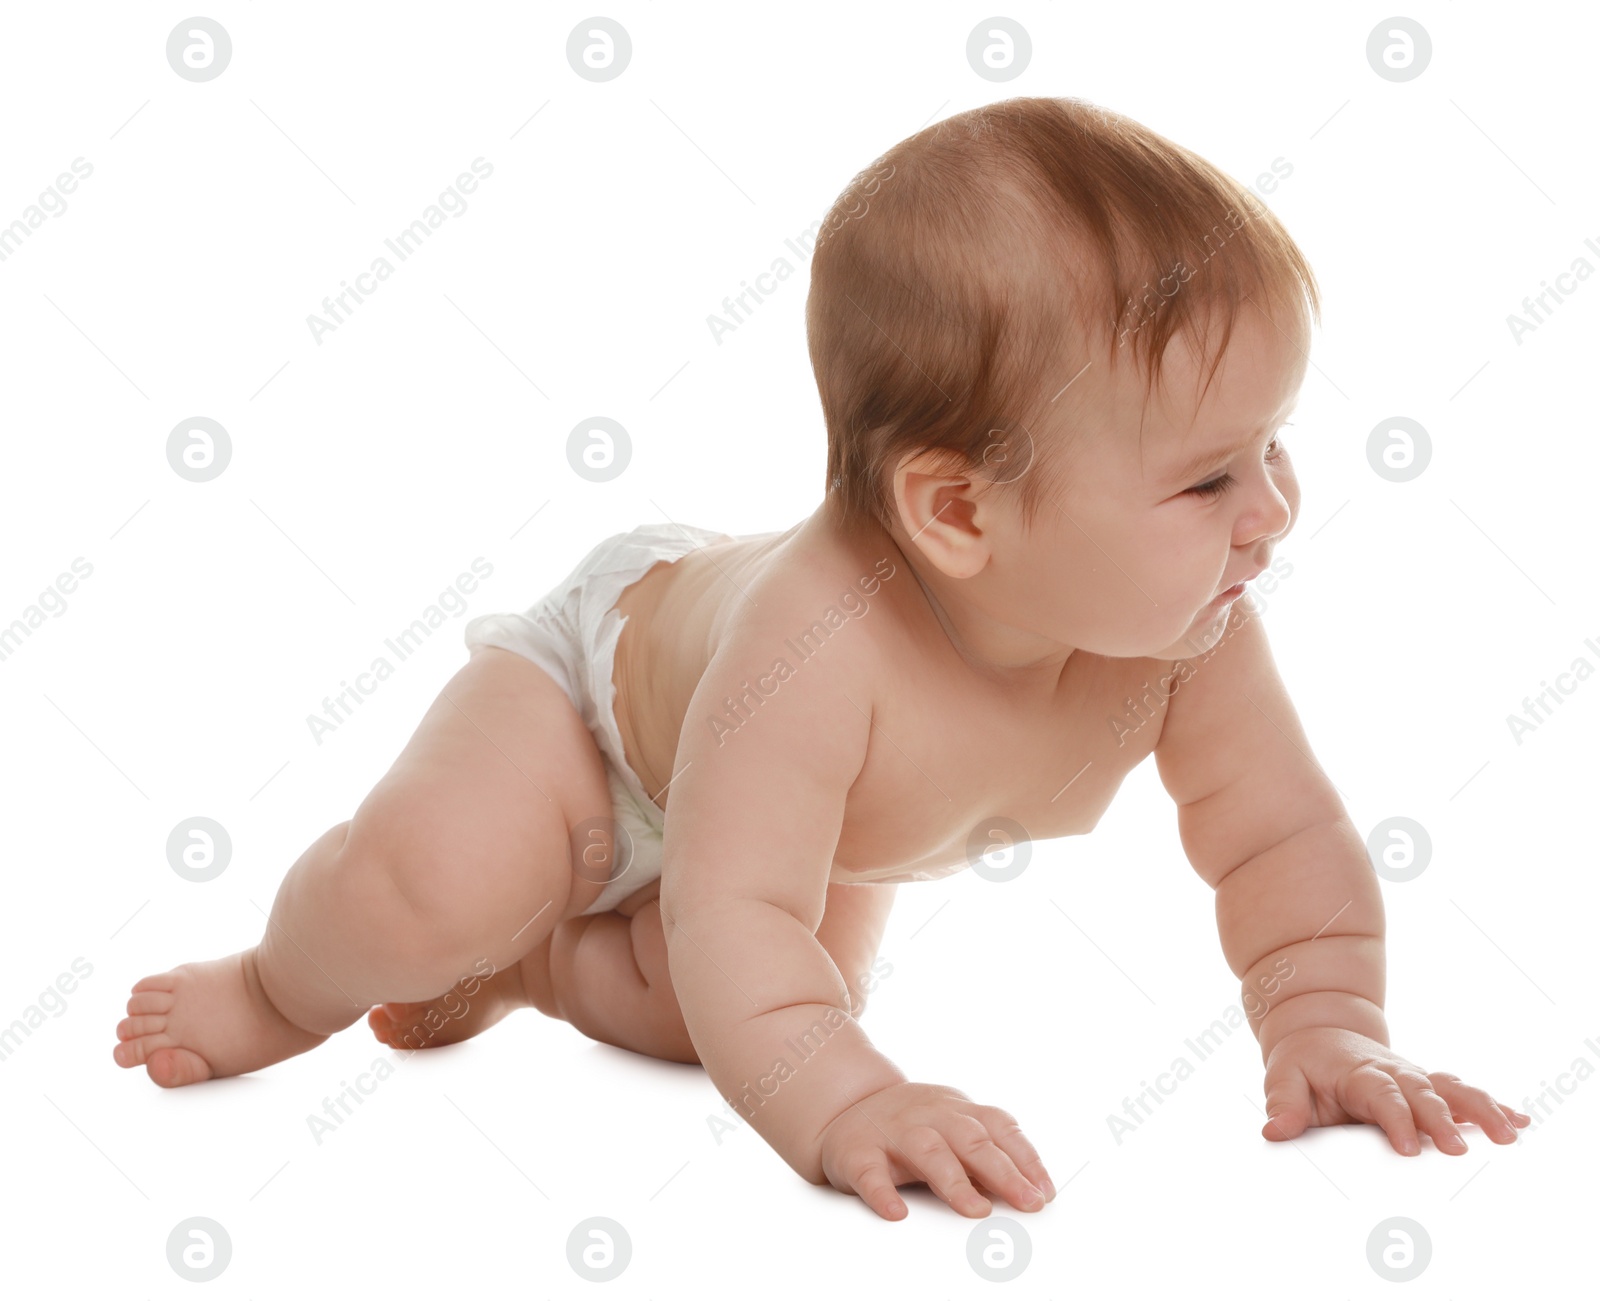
[[659, 612, 1054, 1220]]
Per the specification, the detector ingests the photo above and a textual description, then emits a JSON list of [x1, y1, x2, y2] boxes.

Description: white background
[[2, 2, 1595, 1296]]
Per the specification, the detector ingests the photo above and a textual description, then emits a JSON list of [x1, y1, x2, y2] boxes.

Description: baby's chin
[[1153, 598, 1243, 659], [1048, 593, 1242, 660]]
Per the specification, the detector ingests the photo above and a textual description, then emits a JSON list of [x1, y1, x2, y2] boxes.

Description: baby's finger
[[1396, 1073, 1466, 1154], [901, 1125, 991, 1217], [1499, 1102, 1533, 1130], [1350, 1068, 1422, 1155], [1431, 1076, 1523, 1143], [1262, 1068, 1314, 1141], [981, 1109, 1056, 1201], [953, 1128, 1046, 1213], [848, 1156, 908, 1221]]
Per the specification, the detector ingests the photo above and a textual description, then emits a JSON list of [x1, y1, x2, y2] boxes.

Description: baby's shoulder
[[720, 527, 906, 664], [677, 528, 902, 784]]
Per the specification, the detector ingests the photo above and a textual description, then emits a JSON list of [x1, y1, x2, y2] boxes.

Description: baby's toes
[[116, 1013, 169, 1042], [145, 1046, 214, 1088], [367, 1003, 416, 1047], [131, 970, 181, 995], [113, 1027, 175, 1068], [126, 990, 175, 1017]]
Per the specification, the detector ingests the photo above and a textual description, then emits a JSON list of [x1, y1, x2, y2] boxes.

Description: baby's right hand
[[817, 1081, 1056, 1220]]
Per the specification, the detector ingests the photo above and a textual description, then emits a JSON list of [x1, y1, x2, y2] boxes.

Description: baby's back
[[610, 508, 1172, 908]]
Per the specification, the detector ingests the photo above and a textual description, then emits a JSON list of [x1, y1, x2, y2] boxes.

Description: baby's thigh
[[625, 884, 893, 1008], [344, 647, 616, 957], [544, 885, 892, 1064], [542, 900, 694, 1062]]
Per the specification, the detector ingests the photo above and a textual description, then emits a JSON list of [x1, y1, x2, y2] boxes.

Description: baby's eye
[[1188, 473, 1234, 499], [1188, 427, 1292, 499]]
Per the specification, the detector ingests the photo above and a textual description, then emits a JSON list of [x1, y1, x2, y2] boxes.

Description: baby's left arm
[[1153, 606, 1530, 1154]]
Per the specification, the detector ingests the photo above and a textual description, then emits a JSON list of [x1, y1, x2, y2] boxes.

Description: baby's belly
[[609, 858, 960, 916], [828, 858, 970, 887]]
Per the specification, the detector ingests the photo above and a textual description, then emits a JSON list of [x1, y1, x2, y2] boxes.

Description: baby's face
[[996, 306, 1308, 659]]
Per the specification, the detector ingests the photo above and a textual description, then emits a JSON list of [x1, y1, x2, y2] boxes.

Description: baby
[[114, 96, 1529, 1220]]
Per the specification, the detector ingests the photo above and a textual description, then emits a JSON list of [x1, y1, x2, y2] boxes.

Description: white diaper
[[463, 521, 734, 917]]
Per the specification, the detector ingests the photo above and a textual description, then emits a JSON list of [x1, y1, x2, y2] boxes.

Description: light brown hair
[[807, 96, 1322, 535]]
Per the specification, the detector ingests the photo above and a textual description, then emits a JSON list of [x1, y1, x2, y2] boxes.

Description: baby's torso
[[605, 514, 1174, 913]]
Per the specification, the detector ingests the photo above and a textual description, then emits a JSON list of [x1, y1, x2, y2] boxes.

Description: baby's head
[[807, 97, 1320, 663]]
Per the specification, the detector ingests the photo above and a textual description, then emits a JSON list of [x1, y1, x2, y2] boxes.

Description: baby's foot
[[113, 949, 328, 1087], [367, 960, 531, 1051]]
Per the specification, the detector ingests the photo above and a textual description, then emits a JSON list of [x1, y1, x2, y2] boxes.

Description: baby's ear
[[904, 502, 988, 580], [890, 450, 992, 574]]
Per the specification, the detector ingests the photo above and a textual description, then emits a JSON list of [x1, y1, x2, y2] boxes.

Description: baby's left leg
[[371, 883, 898, 1063], [370, 899, 698, 1062], [367, 930, 556, 1051]]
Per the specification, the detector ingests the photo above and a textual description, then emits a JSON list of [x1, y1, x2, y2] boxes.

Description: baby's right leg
[[113, 647, 615, 1087]]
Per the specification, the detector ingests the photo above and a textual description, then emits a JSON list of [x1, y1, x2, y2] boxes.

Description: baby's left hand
[[1260, 1026, 1531, 1154]]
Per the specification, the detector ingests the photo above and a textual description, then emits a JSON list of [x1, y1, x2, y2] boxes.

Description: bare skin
[[114, 309, 1528, 1219], [111, 526, 931, 1085]]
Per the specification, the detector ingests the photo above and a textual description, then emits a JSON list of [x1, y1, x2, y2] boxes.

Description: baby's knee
[[631, 903, 697, 1062], [337, 786, 535, 966], [548, 908, 699, 1065], [628, 900, 672, 988]]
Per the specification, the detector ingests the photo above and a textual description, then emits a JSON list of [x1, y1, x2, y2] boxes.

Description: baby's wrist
[[787, 1062, 910, 1184], [1256, 989, 1388, 1063], [710, 1020, 907, 1184]]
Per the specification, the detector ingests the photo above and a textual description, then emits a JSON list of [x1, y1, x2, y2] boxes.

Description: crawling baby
[[114, 95, 1529, 1220]]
